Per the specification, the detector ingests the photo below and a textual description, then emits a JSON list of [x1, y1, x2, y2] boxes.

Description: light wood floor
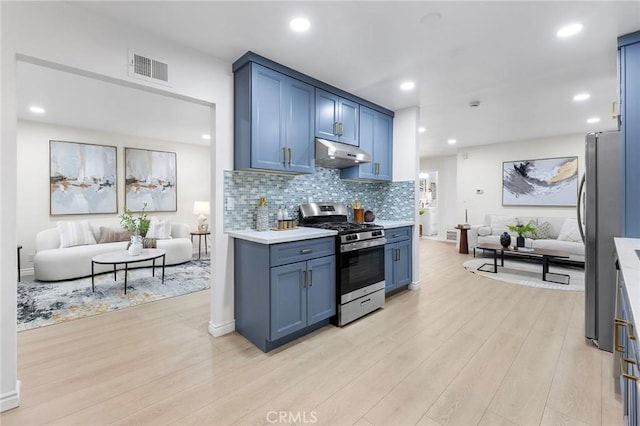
[[2, 239, 622, 425]]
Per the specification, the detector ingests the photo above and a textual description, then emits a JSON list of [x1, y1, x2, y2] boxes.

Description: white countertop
[[374, 220, 415, 229], [614, 238, 640, 333], [227, 227, 337, 244]]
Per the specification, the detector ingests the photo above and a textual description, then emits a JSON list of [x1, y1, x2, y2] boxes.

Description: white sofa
[[34, 219, 193, 281], [468, 214, 584, 263]]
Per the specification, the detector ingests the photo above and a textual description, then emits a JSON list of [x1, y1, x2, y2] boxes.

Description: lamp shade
[[193, 201, 210, 215]]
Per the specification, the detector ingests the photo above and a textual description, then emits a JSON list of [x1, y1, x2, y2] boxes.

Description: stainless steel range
[[299, 202, 386, 326]]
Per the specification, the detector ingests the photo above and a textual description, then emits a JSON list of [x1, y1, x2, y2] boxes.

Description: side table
[[190, 231, 211, 260], [456, 225, 470, 254]]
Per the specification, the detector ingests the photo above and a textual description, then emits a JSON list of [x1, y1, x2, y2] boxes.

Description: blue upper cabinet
[[235, 63, 314, 174], [341, 106, 393, 181], [315, 88, 359, 146], [619, 31, 640, 237]]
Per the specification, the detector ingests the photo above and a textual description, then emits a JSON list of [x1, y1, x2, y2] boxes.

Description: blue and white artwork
[[49, 140, 117, 215], [125, 148, 177, 212], [502, 157, 578, 206]]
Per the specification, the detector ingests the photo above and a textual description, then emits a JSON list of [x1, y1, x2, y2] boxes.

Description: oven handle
[[340, 238, 387, 253]]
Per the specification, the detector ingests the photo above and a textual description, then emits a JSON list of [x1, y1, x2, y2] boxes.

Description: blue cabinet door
[[384, 242, 397, 293], [251, 64, 286, 171], [373, 112, 393, 181], [341, 106, 393, 181], [270, 261, 307, 340], [286, 78, 315, 173], [394, 239, 412, 287], [315, 89, 339, 141], [315, 88, 359, 146], [619, 35, 640, 237], [306, 255, 336, 325], [338, 97, 359, 146]]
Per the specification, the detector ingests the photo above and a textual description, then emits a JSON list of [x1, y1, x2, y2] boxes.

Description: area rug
[[17, 259, 210, 331], [463, 257, 584, 292]]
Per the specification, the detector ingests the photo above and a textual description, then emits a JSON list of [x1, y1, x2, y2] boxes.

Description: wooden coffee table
[[475, 243, 571, 284], [91, 249, 166, 294]]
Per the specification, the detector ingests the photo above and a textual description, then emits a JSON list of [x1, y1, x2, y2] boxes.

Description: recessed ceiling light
[[202, 134, 211, 140], [573, 93, 590, 101], [29, 106, 45, 114], [587, 117, 600, 124], [290, 17, 310, 32], [447, 139, 457, 145], [557, 23, 583, 38], [418, 127, 426, 133], [400, 81, 415, 91]]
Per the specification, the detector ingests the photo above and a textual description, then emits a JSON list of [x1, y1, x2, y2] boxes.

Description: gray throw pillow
[[536, 221, 553, 239]]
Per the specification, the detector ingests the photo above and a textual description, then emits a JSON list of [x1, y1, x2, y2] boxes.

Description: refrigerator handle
[[577, 173, 586, 244]]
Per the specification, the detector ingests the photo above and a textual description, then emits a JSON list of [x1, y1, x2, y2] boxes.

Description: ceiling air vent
[[128, 50, 169, 85]]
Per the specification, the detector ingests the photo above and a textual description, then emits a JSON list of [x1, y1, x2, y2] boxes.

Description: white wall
[[421, 155, 457, 240], [2, 2, 233, 411], [457, 133, 584, 225], [17, 120, 210, 270]]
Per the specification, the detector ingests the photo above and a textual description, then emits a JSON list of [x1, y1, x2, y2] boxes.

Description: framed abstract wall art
[[49, 140, 117, 215], [124, 148, 177, 212], [502, 156, 578, 206]]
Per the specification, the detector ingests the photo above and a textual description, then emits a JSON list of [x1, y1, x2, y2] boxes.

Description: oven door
[[339, 244, 385, 298]]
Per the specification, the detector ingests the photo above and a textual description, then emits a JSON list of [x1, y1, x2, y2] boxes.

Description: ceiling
[[18, 1, 640, 157]]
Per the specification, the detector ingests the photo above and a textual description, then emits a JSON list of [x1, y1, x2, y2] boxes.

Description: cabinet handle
[[392, 234, 402, 238], [334, 121, 339, 136], [612, 101, 618, 120], [288, 148, 292, 166], [628, 323, 636, 340], [615, 319, 627, 353], [282, 147, 286, 165], [361, 298, 371, 306], [397, 248, 401, 261], [309, 270, 313, 287], [303, 270, 307, 288], [300, 248, 313, 254], [621, 358, 639, 382], [377, 163, 380, 175], [339, 122, 344, 136]]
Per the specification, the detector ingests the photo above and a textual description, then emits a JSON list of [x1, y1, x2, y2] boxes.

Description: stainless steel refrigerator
[[578, 131, 624, 353]]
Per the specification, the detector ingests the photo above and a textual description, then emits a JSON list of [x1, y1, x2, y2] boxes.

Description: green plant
[[119, 203, 150, 237], [508, 223, 537, 238], [419, 210, 425, 215]]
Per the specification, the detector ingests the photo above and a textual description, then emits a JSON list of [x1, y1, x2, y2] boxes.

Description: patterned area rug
[[18, 259, 210, 331], [463, 257, 584, 292]]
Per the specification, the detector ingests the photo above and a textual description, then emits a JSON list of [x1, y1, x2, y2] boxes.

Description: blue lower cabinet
[[384, 227, 413, 293], [235, 237, 336, 352]]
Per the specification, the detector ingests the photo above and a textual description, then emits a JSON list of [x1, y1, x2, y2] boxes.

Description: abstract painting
[[50, 140, 117, 215], [125, 148, 177, 212], [503, 156, 578, 206]]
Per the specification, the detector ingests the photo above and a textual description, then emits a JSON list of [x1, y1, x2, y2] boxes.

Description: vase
[[499, 232, 511, 248], [516, 235, 525, 248], [256, 205, 269, 232], [128, 234, 143, 256]]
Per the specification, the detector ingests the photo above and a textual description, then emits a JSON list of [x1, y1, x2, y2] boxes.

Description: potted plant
[[419, 210, 425, 237], [507, 223, 537, 248], [119, 203, 150, 255]]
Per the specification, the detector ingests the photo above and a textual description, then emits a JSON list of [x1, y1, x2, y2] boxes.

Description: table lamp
[[193, 201, 210, 232]]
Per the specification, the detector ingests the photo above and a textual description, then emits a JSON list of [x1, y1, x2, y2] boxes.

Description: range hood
[[314, 138, 372, 169]]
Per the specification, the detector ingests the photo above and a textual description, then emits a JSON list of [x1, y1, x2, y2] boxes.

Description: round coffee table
[[91, 249, 166, 294]]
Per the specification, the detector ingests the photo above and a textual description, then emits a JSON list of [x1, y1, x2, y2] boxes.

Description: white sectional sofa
[[468, 214, 584, 263], [34, 219, 193, 281]]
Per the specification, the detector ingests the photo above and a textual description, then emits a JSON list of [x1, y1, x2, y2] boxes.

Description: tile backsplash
[[224, 167, 415, 231]]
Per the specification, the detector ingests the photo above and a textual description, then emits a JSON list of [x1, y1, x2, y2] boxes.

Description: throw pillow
[[557, 218, 581, 242], [57, 221, 97, 248], [489, 215, 517, 235], [145, 219, 172, 239], [536, 221, 553, 239], [98, 226, 131, 244]]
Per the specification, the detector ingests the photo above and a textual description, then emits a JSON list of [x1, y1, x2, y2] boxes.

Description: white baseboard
[[409, 280, 421, 291], [1, 380, 20, 412], [19, 267, 34, 277], [208, 319, 235, 337]]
